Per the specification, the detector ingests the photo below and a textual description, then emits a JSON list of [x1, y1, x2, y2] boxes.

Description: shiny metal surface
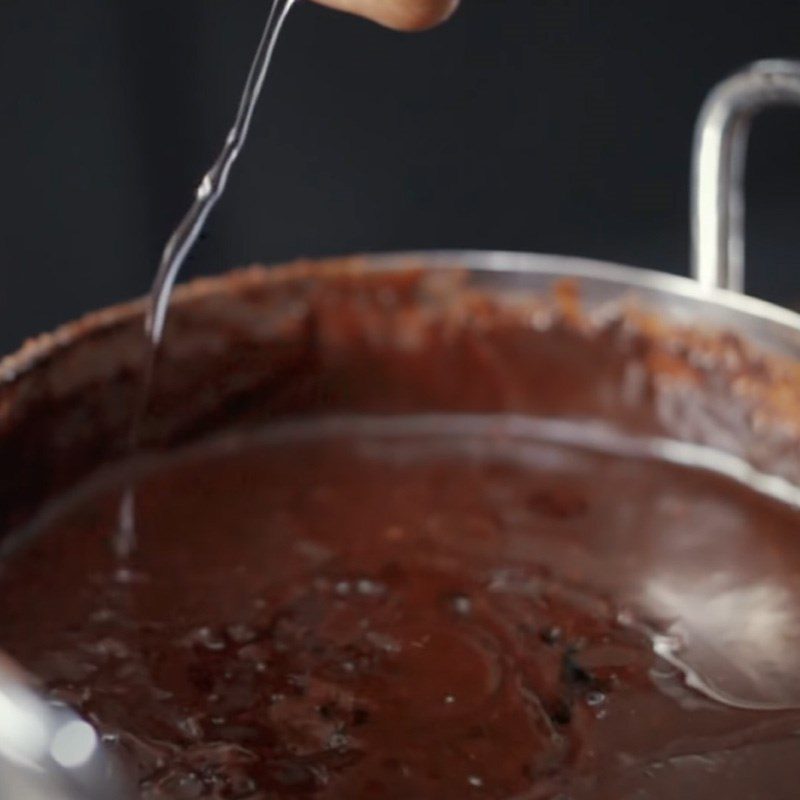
[[0, 656, 132, 800], [371, 250, 800, 356], [691, 59, 800, 292]]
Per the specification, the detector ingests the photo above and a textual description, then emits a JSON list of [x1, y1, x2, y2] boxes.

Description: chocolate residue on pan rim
[[1, 255, 800, 533]]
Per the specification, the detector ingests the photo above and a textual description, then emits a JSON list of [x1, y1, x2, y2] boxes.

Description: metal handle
[[0, 654, 133, 800], [691, 59, 800, 293]]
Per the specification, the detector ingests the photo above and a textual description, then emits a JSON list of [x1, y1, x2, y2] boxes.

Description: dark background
[[2, 0, 800, 353]]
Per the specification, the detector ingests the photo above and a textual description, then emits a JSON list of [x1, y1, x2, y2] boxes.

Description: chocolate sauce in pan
[[4, 414, 800, 798], [3, 0, 796, 793]]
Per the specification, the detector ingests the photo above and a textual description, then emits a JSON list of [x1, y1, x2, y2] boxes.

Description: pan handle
[[691, 59, 800, 293], [0, 651, 134, 800]]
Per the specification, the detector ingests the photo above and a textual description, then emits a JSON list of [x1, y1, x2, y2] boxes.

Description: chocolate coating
[[3, 417, 800, 798], [2, 262, 800, 798]]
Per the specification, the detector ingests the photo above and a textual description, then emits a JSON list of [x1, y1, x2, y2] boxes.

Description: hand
[[312, 0, 459, 31]]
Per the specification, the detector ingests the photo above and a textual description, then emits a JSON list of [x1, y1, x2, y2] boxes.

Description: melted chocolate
[[3, 264, 800, 798], [3, 416, 800, 798]]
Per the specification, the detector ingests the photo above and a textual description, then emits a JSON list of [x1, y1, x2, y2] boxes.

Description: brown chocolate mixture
[[3, 415, 800, 799], [3, 265, 800, 799]]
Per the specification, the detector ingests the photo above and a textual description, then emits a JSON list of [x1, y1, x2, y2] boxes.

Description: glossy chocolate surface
[[2, 263, 800, 798], [3, 416, 800, 798]]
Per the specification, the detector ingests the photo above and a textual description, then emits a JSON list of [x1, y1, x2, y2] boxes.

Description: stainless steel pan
[[2, 59, 800, 799]]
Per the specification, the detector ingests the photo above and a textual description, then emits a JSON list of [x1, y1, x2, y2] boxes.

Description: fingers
[[312, 0, 460, 31]]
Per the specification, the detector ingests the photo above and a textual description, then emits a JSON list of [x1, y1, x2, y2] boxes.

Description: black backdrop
[[2, 0, 800, 353]]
